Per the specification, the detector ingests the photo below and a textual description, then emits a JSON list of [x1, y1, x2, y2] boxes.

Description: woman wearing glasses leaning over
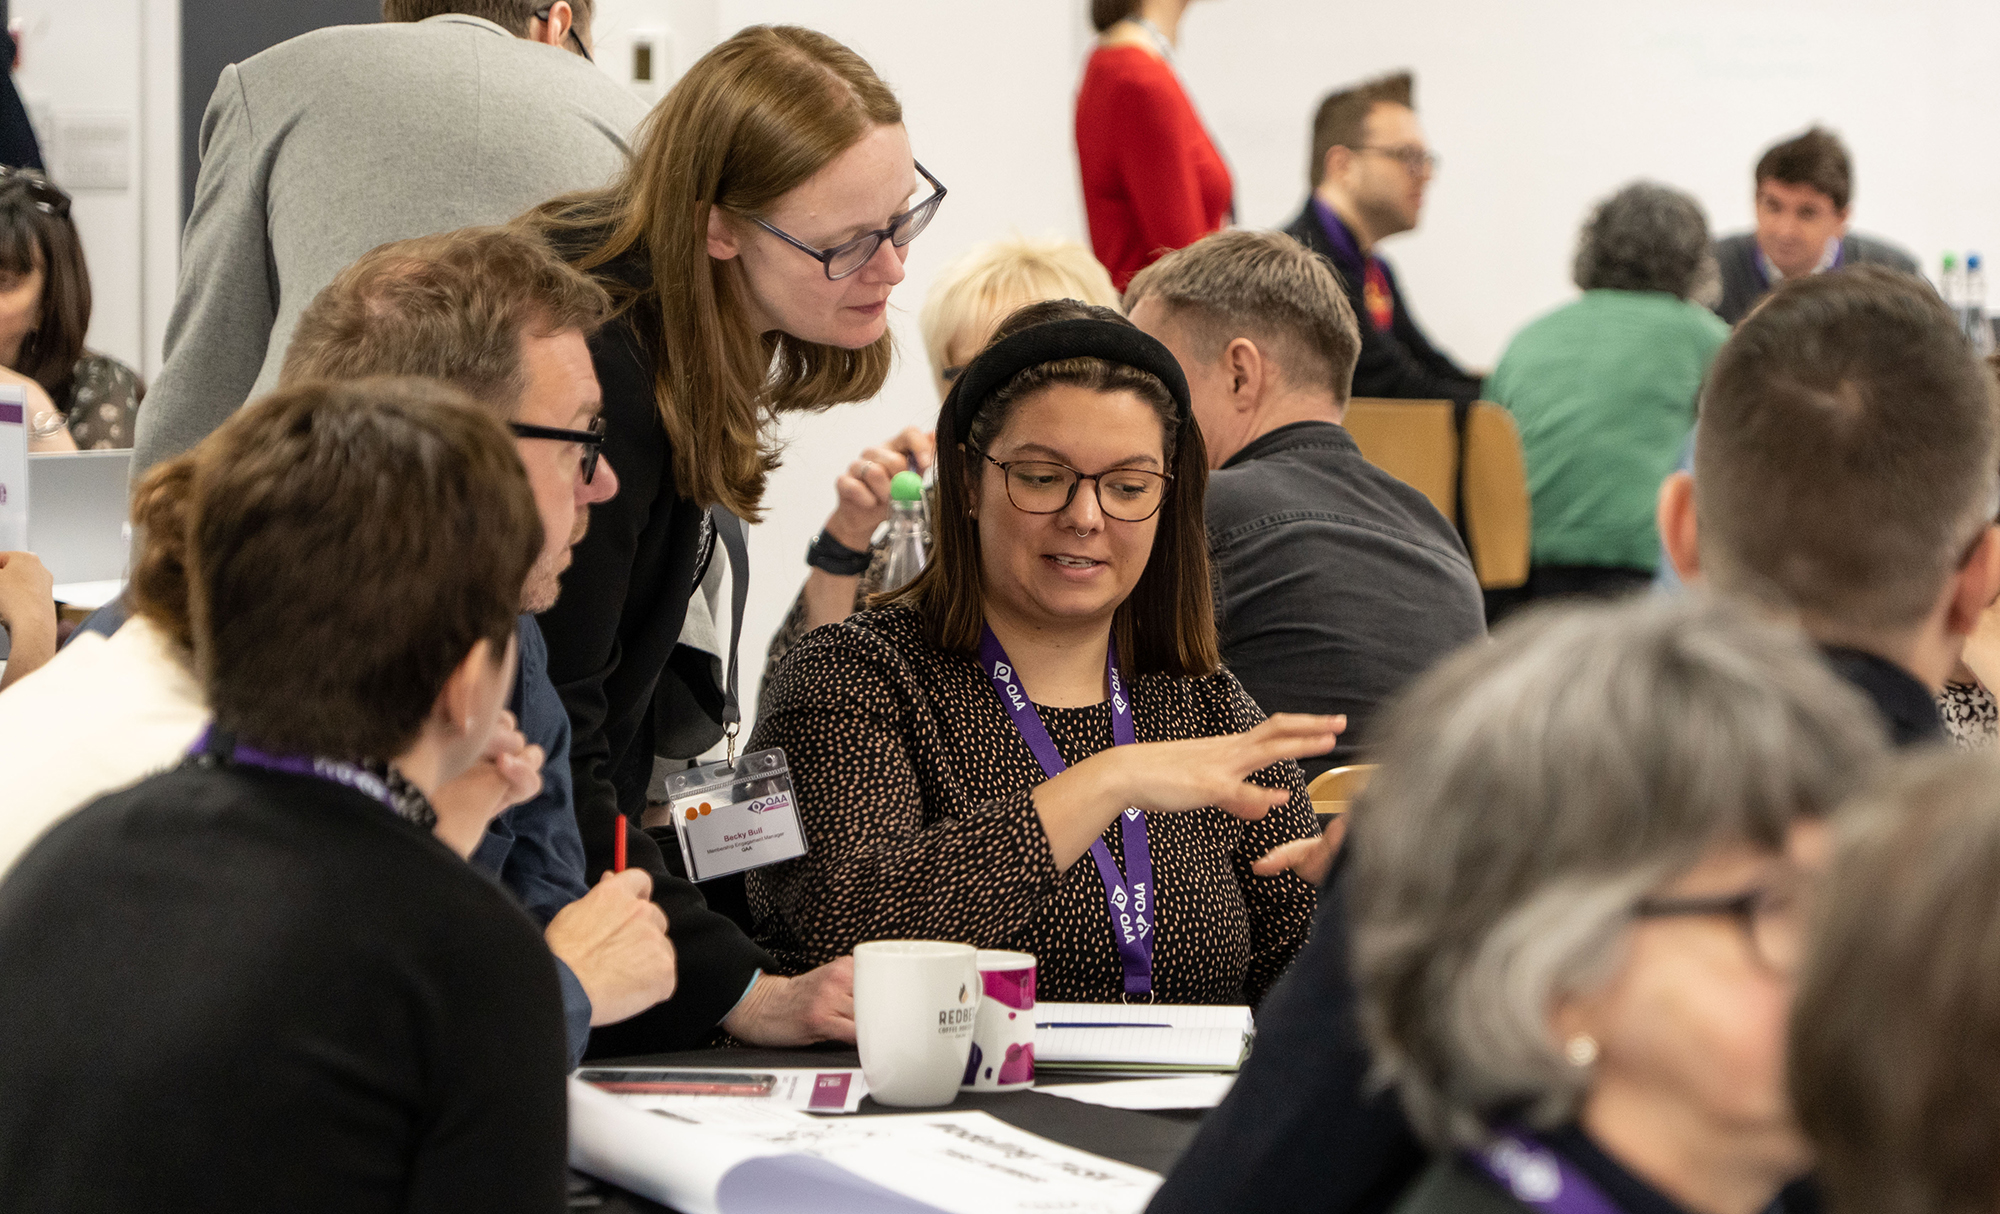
[[518, 24, 942, 1017], [1346, 597, 1882, 1214], [749, 301, 1336, 1005]]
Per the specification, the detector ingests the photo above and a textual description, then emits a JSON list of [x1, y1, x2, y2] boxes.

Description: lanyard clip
[[723, 720, 740, 766]]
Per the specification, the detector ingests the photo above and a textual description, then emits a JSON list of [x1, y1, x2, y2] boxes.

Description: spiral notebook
[[1032, 1002, 1255, 1075]]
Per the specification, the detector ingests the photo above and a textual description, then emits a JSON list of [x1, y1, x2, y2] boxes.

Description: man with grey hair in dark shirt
[[1126, 228, 1486, 773]]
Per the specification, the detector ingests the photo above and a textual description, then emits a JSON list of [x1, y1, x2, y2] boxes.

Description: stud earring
[[1564, 1035, 1599, 1068]]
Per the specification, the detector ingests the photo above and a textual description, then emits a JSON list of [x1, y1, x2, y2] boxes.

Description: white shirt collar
[[1757, 234, 1842, 284]]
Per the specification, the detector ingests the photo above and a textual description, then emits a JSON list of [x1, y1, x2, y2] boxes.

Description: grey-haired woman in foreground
[[1349, 596, 1887, 1214]]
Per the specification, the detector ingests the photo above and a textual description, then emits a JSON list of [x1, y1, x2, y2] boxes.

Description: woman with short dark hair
[[0, 378, 566, 1212], [0, 167, 143, 448], [749, 301, 1334, 1003], [1487, 181, 1729, 608]]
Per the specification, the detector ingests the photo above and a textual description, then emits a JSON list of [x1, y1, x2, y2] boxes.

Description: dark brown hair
[[0, 177, 90, 401], [1125, 228, 1361, 402], [126, 455, 197, 655], [1310, 71, 1414, 187], [1756, 126, 1852, 212], [1792, 749, 2000, 1214], [280, 226, 610, 416], [1090, 0, 1140, 32], [1695, 265, 2000, 631], [380, 0, 594, 37], [186, 378, 541, 762], [521, 25, 900, 521], [880, 300, 1219, 677]]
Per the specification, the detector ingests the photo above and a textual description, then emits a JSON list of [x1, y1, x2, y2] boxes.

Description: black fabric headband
[[942, 317, 1192, 444]]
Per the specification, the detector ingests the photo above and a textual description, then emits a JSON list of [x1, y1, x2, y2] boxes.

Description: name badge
[[663, 747, 809, 882]]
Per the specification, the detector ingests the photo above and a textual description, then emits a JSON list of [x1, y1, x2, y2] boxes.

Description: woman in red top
[[1075, 0, 1233, 290]]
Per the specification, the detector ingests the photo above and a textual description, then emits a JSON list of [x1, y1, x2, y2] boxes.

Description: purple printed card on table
[[0, 384, 26, 552]]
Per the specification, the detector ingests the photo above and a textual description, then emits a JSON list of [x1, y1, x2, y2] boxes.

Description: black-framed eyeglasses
[[975, 449, 1172, 523], [751, 161, 947, 281], [1633, 883, 1801, 975], [510, 415, 607, 484], [0, 166, 70, 219], [941, 363, 967, 383], [531, 5, 592, 62], [1353, 145, 1438, 176]]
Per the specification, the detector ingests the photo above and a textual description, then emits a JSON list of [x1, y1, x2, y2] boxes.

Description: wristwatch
[[806, 528, 873, 576]]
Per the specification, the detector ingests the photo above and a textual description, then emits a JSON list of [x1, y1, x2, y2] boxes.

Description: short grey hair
[[1572, 181, 1718, 303], [1347, 594, 1887, 1151]]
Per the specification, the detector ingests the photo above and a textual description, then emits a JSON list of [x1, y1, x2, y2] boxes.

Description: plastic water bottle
[[1966, 253, 1992, 354], [878, 470, 928, 592], [1942, 252, 1964, 317]]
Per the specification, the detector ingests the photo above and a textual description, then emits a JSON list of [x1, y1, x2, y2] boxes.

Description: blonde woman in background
[[764, 235, 1120, 682]]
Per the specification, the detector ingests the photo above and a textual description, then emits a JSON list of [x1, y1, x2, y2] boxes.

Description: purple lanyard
[[1464, 1130, 1622, 1214], [190, 725, 401, 815], [978, 625, 1154, 996]]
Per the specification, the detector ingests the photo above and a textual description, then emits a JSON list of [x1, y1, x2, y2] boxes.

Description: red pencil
[[613, 814, 627, 873]]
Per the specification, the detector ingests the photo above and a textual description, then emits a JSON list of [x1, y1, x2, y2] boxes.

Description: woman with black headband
[[747, 300, 1337, 1004]]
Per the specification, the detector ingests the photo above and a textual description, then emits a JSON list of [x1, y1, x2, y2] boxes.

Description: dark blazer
[[1284, 202, 1482, 404], [537, 247, 774, 1054], [1711, 231, 1920, 325]]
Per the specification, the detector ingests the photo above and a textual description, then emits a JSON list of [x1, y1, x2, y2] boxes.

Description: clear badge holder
[[662, 747, 809, 882]]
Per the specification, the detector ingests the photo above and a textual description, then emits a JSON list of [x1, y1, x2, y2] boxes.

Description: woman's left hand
[[1252, 815, 1348, 887]]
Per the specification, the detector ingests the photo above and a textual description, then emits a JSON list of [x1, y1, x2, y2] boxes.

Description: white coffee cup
[[962, 950, 1036, 1092], [854, 940, 981, 1107]]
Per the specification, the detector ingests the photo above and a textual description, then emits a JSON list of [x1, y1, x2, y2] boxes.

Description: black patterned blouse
[[1940, 680, 1997, 750], [746, 603, 1320, 1005], [57, 352, 144, 449]]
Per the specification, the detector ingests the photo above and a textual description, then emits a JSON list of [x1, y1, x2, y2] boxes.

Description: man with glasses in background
[[133, 0, 643, 476], [1283, 71, 1482, 404]]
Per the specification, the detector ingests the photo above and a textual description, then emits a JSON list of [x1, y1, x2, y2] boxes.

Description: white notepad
[[1032, 1002, 1255, 1072]]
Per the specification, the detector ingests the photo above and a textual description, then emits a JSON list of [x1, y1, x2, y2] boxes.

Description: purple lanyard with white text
[[189, 725, 402, 815], [1464, 1130, 1623, 1214], [978, 624, 1154, 997]]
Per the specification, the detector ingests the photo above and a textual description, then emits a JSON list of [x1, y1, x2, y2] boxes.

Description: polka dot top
[[746, 604, 1321, 1005], [58, 352, 144, 450]]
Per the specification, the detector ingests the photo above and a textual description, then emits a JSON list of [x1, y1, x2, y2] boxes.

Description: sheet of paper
[[569, 1078, 1162, 1214], [583, 1066, 868, 1113], [1033, 1002, 1254, 1069], [1037, 1074, 1236, 1111]]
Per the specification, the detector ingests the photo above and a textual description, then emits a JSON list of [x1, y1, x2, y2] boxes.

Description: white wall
[[49, 0, 2000, 727], [701, 0, 2000, 727], [12, 0, 178, 378]]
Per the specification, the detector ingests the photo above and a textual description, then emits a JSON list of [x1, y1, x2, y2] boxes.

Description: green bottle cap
[[890, 470, 925, 503]]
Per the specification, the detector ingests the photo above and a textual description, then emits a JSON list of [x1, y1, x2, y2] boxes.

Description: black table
[[566, 1048, 1205, 1213]]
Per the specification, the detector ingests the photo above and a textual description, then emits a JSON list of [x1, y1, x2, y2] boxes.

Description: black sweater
[[0, 763, 568, 1213], [535, 246, 774, 1053]]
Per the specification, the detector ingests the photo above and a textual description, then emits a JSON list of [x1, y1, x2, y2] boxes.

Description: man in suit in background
[[132, 0, 645, 475], [1282, 71, 1480, 405], [1711, 126, 1918, 325]]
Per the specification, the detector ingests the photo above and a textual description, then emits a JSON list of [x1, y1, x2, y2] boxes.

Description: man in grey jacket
[[1711, 126, 1918, 325], [132, 0, 645, 474]]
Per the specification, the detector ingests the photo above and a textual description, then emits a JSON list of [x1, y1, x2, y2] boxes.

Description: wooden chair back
[[1342, 398, 1531, 590], [1307, 764, 1377, 816]]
